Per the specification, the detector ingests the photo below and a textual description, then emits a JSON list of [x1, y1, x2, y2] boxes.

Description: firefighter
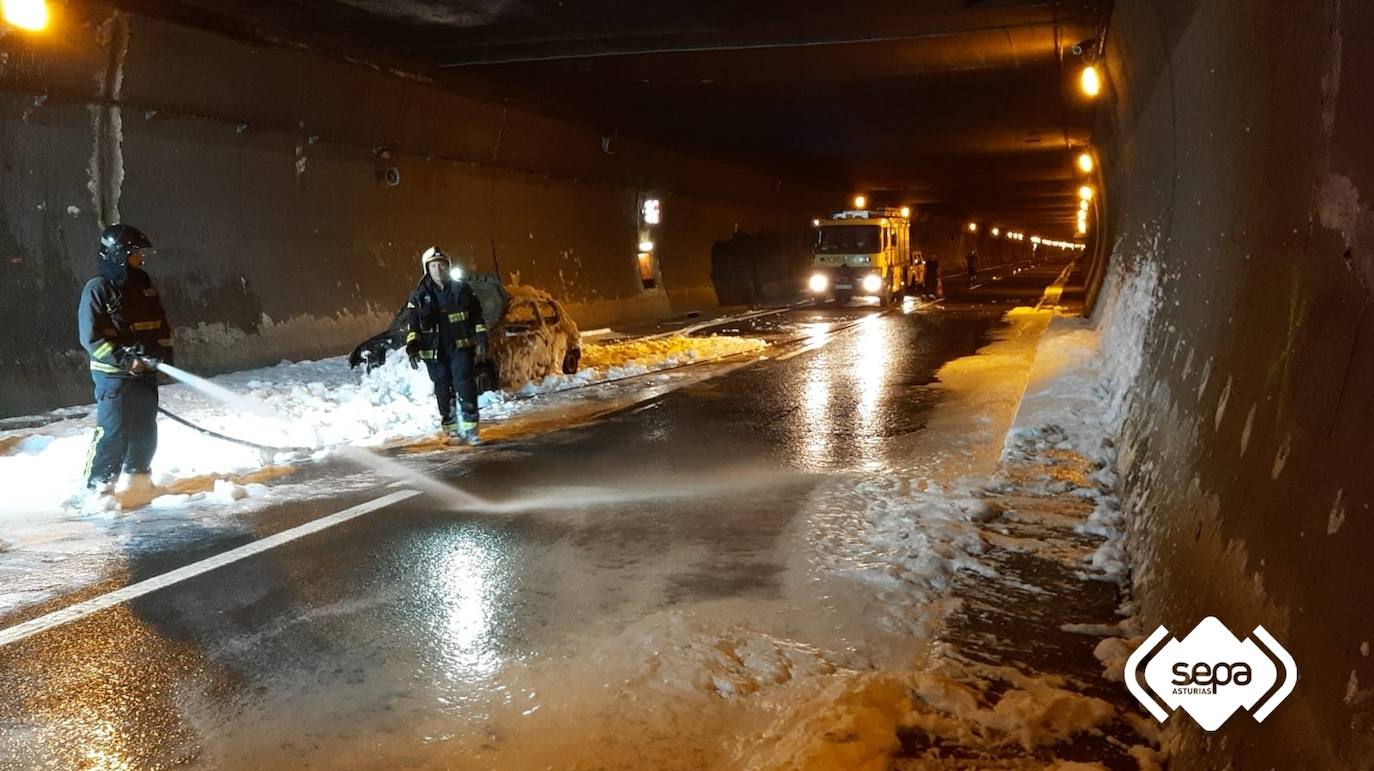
[[405, 247, 488, 445], [924, 255, 942, 298], [78, 224, 174, 497]]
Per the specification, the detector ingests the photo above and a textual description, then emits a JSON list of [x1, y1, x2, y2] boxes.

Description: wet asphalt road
[[0, 259, 1074, 769]]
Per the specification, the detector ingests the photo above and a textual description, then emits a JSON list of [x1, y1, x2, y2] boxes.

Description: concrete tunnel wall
[[912, 212, 1042, 280], [1097, 0, 1374, 766], [0, 3, 822, 417]]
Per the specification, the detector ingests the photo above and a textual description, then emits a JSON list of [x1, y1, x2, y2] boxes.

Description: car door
[[498, 298, 546, 385]]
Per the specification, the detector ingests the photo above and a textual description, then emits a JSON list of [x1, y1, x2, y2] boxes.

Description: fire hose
[[156, 407, 317, 456]]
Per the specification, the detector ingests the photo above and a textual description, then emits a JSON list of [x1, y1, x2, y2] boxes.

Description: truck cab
[[808, 208, 913, 306]]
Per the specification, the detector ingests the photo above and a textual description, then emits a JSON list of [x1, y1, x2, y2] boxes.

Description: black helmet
[[98, 224, 153, 266]]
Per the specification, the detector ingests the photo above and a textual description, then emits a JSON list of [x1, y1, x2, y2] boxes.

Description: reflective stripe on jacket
[[406, 276, 487, 358], [78, 266, 174, 377]]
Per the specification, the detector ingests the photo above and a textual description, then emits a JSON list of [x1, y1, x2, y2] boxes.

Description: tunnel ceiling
[[110, 0, 1109, 232]]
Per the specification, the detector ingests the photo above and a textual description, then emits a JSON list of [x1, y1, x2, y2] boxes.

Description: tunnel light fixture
[[991, 227, 1001, 237], [642, 198, 661, 225], [2, 0, 48, 30], [1078, 185, 1095, 201], [899, 206, 911, 218], [1080, 65, 1102, 98], [1077, 152, 1094, 173], [1080, 199, 1090, 212], [1031, 236, 1042, 244], [638, 240, 655, 252], [967, 222, 978, 233], [812, 218, 821, 227], [853, 195, 867, 209]]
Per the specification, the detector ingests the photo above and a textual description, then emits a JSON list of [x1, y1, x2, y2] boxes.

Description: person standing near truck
[[924, 255, 942, 298]]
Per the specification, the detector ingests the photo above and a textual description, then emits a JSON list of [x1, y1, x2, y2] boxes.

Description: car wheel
[[562, 347, 581, 375], [475, 360, 499, 394]]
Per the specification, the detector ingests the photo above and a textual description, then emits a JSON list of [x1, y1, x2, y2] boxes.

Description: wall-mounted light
[[853, 195, 867, 209], [991, 227, 1001, 237], [812, 218, 821, 227], [967, 222, 978, 233], [1077, 152, 1094, 173], [642, 198, 661, 225], [899, 206, 911, 218], [2, 0, 48, 31], [638, 240, 655, 252], [1080, 65, 1102, 98], [1078, 185, 1095, 201], [1080, 199, 1090, 211]]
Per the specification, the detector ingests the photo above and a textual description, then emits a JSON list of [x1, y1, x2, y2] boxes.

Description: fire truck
[[808, 207, 915, 306]]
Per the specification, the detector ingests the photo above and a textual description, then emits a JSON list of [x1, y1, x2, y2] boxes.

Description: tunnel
[[0, 0, 1370, 769]]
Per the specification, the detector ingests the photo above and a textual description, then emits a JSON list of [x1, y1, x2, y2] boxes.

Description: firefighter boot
[[460, 421, 483, 447]]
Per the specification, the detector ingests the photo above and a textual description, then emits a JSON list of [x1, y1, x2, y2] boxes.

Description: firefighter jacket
[[405, 276, 487, 360], [78, 263, 174, 377]]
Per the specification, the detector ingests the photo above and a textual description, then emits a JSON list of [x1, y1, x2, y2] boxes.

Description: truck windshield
[[816, 225, 882, 254]]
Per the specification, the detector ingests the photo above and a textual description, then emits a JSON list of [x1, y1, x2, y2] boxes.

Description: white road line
[[774, 343, 824, 361], [1034, 262, 1077, 311], [641, 304, 800, 340], [0, 489, 420, 649]]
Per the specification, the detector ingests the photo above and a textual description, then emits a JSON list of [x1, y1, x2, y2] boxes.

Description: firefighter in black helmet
[[77, 224, 174, 498], [405, 247, 488, 445]]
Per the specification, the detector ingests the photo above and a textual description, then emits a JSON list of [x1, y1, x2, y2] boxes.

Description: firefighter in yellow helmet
[[405, 247, 488, 445]]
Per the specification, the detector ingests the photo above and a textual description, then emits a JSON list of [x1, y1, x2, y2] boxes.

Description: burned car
[[348, 274, 581, 393]]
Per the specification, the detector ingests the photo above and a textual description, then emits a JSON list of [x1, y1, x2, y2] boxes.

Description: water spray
[[157, 363, 279, 419], [149, 362, 814, 518], [153, 361, 491, 507]]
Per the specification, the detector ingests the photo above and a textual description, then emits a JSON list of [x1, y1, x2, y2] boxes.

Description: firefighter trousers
[[426, 348, 479, 430], [85, 373, 159, 487]]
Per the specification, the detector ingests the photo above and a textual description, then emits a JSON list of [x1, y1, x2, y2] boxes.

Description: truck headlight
[[809, 273, 829, 293], [862, 274, 882, 293]]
